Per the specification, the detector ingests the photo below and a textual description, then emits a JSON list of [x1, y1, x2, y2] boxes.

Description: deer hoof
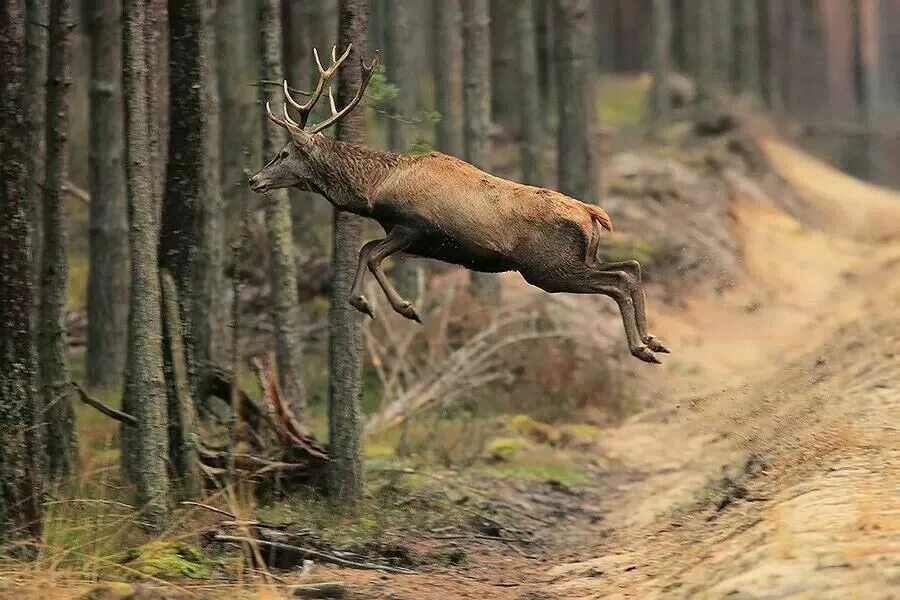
[[632, 345, 661, 364], [397, 301, 422, 323], [644, 335, 670, 354], [349, 295, 375, 319]]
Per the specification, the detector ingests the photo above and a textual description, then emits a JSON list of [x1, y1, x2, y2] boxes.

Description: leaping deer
[[249, 46, 669, 364]]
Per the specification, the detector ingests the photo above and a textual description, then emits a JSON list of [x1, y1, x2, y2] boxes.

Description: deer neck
[[305, 138, 406, 215]]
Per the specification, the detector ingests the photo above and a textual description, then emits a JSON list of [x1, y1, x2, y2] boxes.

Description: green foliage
[[79, 583, 135, 600], [366, 67, 400, 107], [122, 541, 214, 579], [485, 436, 530, 461]]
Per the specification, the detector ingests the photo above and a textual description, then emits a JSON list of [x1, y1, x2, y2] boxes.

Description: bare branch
[[70, 380, 137, 426]]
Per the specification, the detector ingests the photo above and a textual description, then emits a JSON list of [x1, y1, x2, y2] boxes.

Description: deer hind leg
[[362, 227, 422, 323], [592, 260, 669, 354]]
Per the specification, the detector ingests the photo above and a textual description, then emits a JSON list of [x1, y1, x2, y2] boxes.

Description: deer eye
[[278, 149, 289, 160]]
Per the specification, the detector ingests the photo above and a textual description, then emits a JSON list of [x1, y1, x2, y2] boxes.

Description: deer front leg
[[349, 240, 381, 319]]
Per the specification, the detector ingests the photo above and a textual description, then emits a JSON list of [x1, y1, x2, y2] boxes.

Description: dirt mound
[[544, 135, 900, 598]]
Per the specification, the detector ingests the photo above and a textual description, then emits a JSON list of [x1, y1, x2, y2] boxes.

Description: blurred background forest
[[1, 0, 900, 598]]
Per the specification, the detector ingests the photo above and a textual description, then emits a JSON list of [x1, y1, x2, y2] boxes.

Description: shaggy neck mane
[[306, 137, 410, 213]]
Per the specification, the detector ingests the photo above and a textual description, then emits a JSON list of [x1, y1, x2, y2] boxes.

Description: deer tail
[[584, 204, 614, 232]]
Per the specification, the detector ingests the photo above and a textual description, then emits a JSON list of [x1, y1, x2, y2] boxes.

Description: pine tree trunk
[[145, 0, 168, 216], [711, 0, 733, 88], [696, 0, 716, 91], [194, 0, 226, 369], [432, 0, 465, 157], [593, 0, 616, 72], [40, 0, 77, 479], [649, 0, 672, 124], [462, 0, 499, 300], [122, 0, 170, 531], [259, 0, 307, 417], [735, 0, 762, 97], [554, 0, 597, 203], [25, 0, 47, 288], [763, 0, 786, 111], [0, 0, 44, 544], [517, 0, 544, 186], [490, 0, 519, 135], [384, 0, 421, 299], [86, 0, 129, 388], [327, 0, 369, 509]]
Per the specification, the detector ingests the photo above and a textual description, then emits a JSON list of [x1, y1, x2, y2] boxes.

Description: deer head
[[248, 44, 378, 195]]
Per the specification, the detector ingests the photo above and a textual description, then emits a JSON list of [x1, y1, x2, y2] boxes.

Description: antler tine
[[307, 52, 379, 135], [283, 43, 355, 128], [266, 101, 288, 129], [281, 103, 303, 131], [328, 86, 338, 115]]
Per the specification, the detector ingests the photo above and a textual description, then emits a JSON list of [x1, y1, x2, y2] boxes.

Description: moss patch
[[506, 414, 560, 445], [122, 541, 213, 580], [79, 583, 135, 600], [484, 436, 530, 461]]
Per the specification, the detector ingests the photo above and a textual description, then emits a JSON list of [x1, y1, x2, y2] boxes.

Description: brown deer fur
[[248, 48, 668, 363]]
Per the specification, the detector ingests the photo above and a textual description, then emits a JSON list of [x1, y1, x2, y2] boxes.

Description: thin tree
[[39, 0, 77, 478], [711, 0, 733, 89], [462, 0, 499, 300], [0, 0, 43, 545], [696, 0, 716, 92], [517, 0, 544, 185], [432, 0, 464, 157], [25, 0, 47, 284], [327, 0, 369, 508], [490, 0, 519, 135], [735, 0, 762, 97], [649, 0, 673, 124], [146, 0, 168, 211], [384, 0, 420, 298], [259, 0, 307, 416], [122, 0, 169, 530], [86, 0, 129, 388], [554, 0, 597, 203]]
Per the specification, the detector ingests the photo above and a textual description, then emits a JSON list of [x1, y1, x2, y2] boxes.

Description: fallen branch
[[71, 380, 137, 426], [212, 534, 417, 575]]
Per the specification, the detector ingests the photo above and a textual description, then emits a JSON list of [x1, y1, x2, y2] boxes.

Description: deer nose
[[248, 173, 263, 192]]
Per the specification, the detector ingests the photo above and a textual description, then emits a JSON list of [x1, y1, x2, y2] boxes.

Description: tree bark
[[711, 0, 733, 88], [432, 0, 465, 158], [0, 0, 44, 545], [763, 0, 786, 111], [259, 0, 307, 417], [696, 0, 716, 91], [86, 0, 129, 388], [517, 0, 544, 186], [462, 0, 499, 300], [327, 0, 369, 509], [122, 0, 170, 531], [554, 0, 597, 203], [490, 0, 519, 135], [649, 0, 672, 124], [25, 0, 47, 288], [40, 0, 77, 479], [145, 0, 168, 217], [735, 0, 762, 97], [384, 0, 421, 298]]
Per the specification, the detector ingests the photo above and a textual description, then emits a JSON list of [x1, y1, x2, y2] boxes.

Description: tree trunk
[[86, 0, 129, 388], [145, 0, 168, 217], [384, 0, 421, 299], [0, 0, 44, 545], [818, 0, 860, 173], [857, 0, 879, 180], [432, 0, 465, 158], [462, 0, 499, 300], [517, 0, 544, 186], [122, 0, 170, 531], [160, 270, 202, 498], [25, 0, 47, 288], [763, 0, 786, 111], [735, 0, 762, 97], [40, 0, 77, 479], [711, 0, 733, 88], [490, 0, 519, 135], [696, 0, 716, 91], [614, 0, 644, 72], [259, 0, 307, 417], [649, 0, 672, 124], [327, 0, 369, 509], [554, 0, 597, 203], [593, 0, 617, 72]]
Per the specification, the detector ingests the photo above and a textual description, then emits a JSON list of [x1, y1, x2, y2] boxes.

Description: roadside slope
[[547, 136, 900, 599]]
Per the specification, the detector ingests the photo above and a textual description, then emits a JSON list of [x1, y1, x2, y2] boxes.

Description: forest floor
[[3, 131, 898, 599]]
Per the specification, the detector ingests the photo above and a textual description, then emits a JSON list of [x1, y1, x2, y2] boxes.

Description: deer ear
[[290, 129, 317, 153]]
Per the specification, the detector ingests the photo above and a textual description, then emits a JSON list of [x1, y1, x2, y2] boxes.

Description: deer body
[[249, 45, 669, 363]]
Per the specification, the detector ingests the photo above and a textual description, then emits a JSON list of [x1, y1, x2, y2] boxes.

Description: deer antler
[[268, 44, 379, 138]]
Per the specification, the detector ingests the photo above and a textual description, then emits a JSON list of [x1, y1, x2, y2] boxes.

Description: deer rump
[[369, 152, 612, 275]]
